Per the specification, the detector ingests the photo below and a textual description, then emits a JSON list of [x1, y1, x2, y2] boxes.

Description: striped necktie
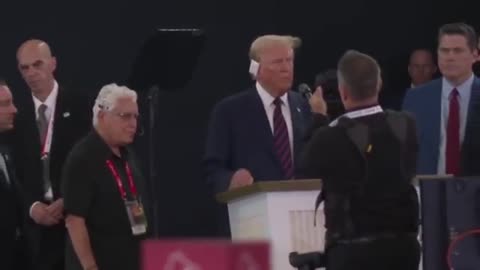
[[446, 88, 460, 175], [273, 98, 294, 179]]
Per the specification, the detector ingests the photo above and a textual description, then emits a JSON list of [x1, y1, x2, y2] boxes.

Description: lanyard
[[329, 105, 383, 127], [106, 160, 137, 200], [41, 105, 56, 157]]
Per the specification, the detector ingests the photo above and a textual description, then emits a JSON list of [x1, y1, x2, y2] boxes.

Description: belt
[[333, 232, 418, 245]]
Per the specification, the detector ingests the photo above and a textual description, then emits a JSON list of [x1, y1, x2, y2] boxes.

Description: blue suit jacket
[[203, 87, 313, 193], [402, 77, 480, 175]]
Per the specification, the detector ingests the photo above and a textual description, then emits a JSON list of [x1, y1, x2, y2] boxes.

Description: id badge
[[125, 200, 147, 235]]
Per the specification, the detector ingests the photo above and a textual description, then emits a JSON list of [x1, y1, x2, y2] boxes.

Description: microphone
[[298, 83, 313, 99]]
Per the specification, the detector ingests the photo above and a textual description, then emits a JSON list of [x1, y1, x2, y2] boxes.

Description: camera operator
[[300, 50, 420, 270]]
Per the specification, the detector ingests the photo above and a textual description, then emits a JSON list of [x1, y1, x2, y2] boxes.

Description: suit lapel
[[248, 89, 285, 170], [461, 76, 480, 172], [24, 94, 42, 151], [429, 79, 442, 166], [249, 89, 304, 176], [464, 77, 480, 128], [50, 87, 69, 155], [249, 89, 275, 149]]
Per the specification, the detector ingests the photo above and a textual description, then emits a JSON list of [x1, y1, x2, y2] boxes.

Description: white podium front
[[217, 179, 323, 270]]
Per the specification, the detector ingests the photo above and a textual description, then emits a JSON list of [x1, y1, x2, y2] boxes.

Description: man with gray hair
[[300, 50, 420, 270], [62, 83, 150, 270]]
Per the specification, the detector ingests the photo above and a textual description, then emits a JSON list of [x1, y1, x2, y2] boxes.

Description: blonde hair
[[249, 35, 301, 61]]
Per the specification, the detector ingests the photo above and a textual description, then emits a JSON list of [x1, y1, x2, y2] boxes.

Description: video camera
[[313, 68, 344, 119], [314, 69, 338, 101]]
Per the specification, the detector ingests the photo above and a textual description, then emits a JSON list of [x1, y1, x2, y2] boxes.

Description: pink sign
[[142, 239, 270, 270]]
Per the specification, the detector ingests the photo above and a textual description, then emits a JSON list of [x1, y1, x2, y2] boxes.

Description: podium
[[418, 175, 480, 270], [217, 179, 323, 270]]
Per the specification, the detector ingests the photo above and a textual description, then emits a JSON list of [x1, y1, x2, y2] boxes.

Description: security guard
[[301, 50, 420, 270]]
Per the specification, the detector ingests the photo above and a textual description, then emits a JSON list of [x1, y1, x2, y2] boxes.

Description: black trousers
[[1, 231, 31, 270], [326, 236, 420, 270], [28, 223, 65, 270]]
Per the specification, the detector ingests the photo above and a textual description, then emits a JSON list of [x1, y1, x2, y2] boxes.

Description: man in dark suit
[[0, 79, 25, 270], [12, 39, 92, 270], [301, 50, 420, 270], [380, 49, 437, 111], [204, 35, 323, 194], [402, 23, 480, 176], [408, 49, 437, 89], [204, 35, 325, 236]]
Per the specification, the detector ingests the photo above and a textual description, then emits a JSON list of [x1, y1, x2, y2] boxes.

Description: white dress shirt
[[437, 74, 474, 174], [30, 81, 59, 216], [33, 81, 59, 129], [256, 82, 294, 158]]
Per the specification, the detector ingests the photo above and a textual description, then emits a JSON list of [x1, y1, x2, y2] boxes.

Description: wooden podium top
[[216, 179, 322, 203]]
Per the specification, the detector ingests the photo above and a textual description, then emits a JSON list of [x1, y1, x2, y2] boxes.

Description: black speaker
[[128, 29, 206, 237], [129, 28, 206, 92]]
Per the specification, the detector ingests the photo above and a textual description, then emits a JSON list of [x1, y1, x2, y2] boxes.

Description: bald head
[[408, 49, 436, 87], [17, 39, 57, 100], [17, 39, 53, 59]]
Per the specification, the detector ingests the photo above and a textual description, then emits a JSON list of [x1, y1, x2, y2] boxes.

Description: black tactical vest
[[315, 110, 419, 243]]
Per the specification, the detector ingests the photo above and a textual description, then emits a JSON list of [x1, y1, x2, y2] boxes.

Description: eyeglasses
[[113, 112, 139, 121]]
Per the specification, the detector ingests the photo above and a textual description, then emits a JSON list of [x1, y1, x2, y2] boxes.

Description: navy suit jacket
[[204, 87, 313, 193], [402, 77, 480, 175]]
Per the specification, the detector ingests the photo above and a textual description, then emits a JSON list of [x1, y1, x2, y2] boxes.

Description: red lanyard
[[106, 160, 137, 200]]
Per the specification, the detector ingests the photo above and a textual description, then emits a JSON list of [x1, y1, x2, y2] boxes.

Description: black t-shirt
[[62, 130, 149, 270]]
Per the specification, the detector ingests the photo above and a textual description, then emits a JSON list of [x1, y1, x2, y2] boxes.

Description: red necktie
[[273, 98, 294, 179], [446, 89, 460, 175]]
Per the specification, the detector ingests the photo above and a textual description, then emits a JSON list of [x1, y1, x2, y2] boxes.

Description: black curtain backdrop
[[0, 0, 478, 237]]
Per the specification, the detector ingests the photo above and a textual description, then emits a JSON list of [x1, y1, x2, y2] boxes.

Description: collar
[[32, 80, 59, 111], [89, 129, 129, 162], [330, 104, 383, 127], [345, 103, 380, 113], [442, 74, 474, 99], [256, 82, 288, 106]]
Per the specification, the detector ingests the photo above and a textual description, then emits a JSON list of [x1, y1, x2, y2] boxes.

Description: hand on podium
[[229, 168, 253, 190]]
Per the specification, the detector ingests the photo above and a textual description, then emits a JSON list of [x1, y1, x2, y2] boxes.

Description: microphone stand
[[147, 86, 160, 237]]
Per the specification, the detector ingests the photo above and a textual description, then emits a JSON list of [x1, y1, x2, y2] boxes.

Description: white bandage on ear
[[249, 59, 260, 78]]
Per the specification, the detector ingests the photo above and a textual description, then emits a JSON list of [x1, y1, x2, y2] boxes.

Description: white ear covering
[[249, 59, 260, 78]]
